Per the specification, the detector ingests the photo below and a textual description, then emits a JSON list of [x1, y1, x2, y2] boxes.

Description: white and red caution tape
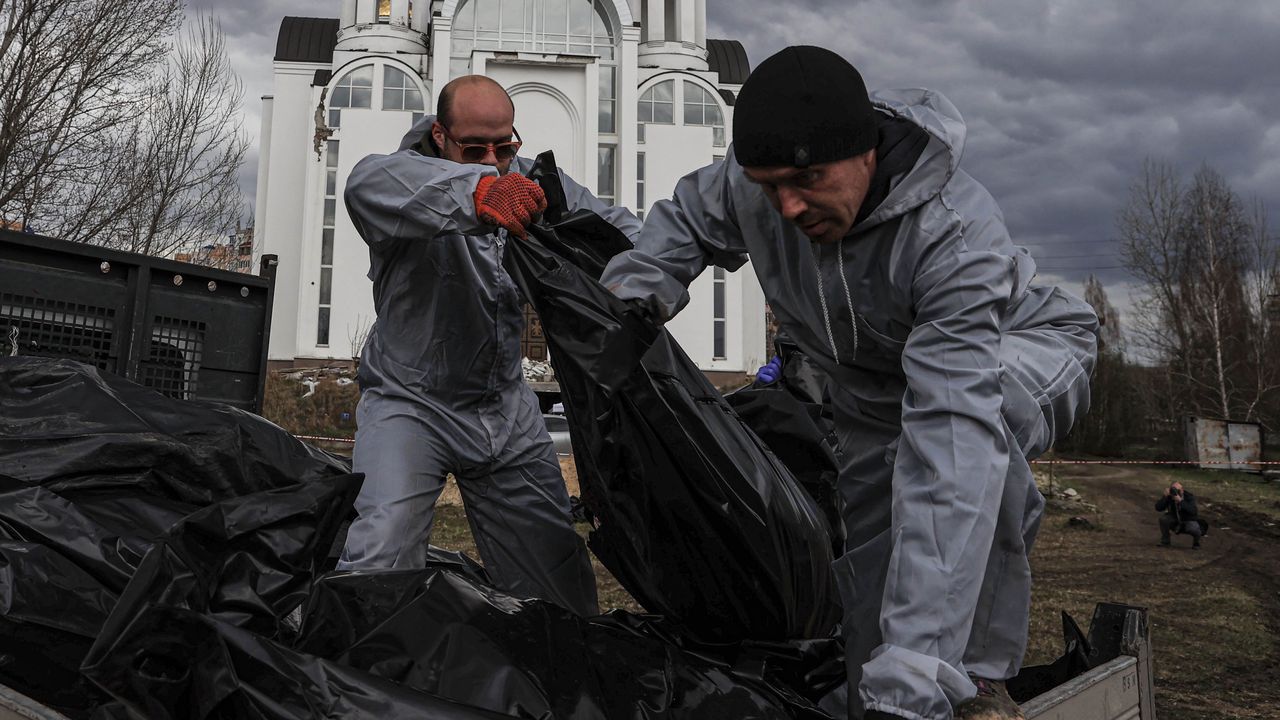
[[1032, 459, 1280, 466], [293, 434, 355, 444]]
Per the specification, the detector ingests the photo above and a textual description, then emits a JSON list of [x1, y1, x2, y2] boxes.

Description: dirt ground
[[1025, 462, 1280, 719], [430, 459, 1280, 718]]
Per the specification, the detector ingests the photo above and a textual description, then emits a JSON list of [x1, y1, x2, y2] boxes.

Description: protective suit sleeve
[[599, 153, 748, 321], [859, 226, 1019, 717], [344, 151, 500, 244]]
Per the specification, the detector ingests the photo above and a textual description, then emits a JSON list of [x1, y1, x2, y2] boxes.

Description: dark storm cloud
[[205, 0, 1279, 312], [707, 0, 1280, 305]]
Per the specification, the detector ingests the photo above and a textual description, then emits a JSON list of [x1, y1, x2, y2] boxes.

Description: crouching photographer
[[1156, 481, 1205, 550]]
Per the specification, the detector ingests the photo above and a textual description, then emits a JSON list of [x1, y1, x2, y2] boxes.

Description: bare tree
[[1060, 276, 1140, 455], [348, 314, 373, 367], [0, 0, 182, 231], [1177, 167, 1252, 420], [1083, 274, 1123, 353], [1, 5, 246, 260], [1242, 203, 1280, 424], [1120, 159, 1276, 425], [106, 14, 248, 257], [1119, 159, 1190, 421]]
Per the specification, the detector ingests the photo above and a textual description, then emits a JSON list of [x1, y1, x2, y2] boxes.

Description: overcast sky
[[195, 0, 1280, 318]]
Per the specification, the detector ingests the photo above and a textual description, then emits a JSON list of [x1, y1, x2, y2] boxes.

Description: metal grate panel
[[0, 292, 114, 368], [139, 316, 205, 400]]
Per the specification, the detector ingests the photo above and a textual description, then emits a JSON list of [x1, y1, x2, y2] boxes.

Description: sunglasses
[[438, 124, 523, 163]]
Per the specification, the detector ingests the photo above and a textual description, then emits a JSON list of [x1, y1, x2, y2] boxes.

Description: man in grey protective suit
[[600, 47, 1099, 719], [338, 75, 640, 618]]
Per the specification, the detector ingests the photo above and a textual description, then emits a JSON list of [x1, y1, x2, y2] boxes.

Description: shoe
[[1158, 540, 1171, 547], [955, 677, 1025, 719], [1192, 543, 1201, 550]]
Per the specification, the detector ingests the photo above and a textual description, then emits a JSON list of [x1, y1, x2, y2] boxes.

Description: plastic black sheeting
[[80, 542, 515, 720], [0, 357, 363, 716], [78, 537, 839, 720], [292, 553, 840, 719], [0, 339, 842, 719], [504, 154, 840, 644], [1007, 611, 1091, 702], [723, 342, 844, 558]]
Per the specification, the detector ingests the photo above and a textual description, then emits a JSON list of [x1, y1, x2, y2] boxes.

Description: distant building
[[175, 225, 255, 274], [254, 0, 767, 381]]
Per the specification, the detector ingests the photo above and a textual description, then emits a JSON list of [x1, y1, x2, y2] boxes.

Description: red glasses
[[438, 124, 523, 163]]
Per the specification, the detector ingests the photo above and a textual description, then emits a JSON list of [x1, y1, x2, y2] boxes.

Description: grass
[[1026, 462, 1280, 719], [262, 372, 360, 440], [1159, 466, 1280, 523], [1045, 461, 1280, 523]]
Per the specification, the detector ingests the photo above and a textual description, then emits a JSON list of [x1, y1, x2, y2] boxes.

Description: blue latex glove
[[754, 355, 782, 385]]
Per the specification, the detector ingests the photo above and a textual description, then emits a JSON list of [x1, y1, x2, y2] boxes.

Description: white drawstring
[[813, 244, 839, 365], [836, 237, 859, 361], [812, 240, 859, 364]]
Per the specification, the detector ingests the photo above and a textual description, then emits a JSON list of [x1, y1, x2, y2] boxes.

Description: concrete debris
[[522, 357, 554, 382], [278, 366, 357, 380], [1039, 482, 1098, 514]]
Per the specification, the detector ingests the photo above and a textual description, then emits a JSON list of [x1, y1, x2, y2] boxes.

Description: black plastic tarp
[[79, 538, 839, 720], [503, 154, 840, 644], [0, 347, 842, 719], [80, 541, 516, 720], [723, 343, 844, 558], [292, 554, 840, 719], [0, 357, 363, 716]]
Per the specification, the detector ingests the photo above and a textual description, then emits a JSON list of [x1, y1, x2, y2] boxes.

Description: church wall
[[261, 62, 323, 361], [294, 63, 429, 361], [259, 2, 767, 373], [477, 57, 596, 184]]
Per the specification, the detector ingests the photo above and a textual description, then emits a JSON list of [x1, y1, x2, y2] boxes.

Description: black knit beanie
[[733, 46, 878, 168]]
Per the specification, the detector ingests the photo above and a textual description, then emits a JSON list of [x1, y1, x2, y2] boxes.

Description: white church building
[[254, 0, 768, 382]]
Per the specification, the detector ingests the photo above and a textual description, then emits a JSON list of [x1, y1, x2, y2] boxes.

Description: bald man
[[337, 76, 640, 617]]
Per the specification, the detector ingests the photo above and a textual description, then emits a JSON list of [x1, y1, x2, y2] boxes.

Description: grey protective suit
[[600, 90, 1099, 718], [338, 116, 640, 618]]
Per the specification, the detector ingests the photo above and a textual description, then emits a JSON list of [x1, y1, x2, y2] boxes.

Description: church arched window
[[331, 66, 374, 109], [450, 0, 618, 78], [383, 66, 425, 111], [638, 80, 674, 124], [683, 81, 725, 146]]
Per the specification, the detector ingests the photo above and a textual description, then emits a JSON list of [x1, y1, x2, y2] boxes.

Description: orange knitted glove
[[473, 173, 548, 239]]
